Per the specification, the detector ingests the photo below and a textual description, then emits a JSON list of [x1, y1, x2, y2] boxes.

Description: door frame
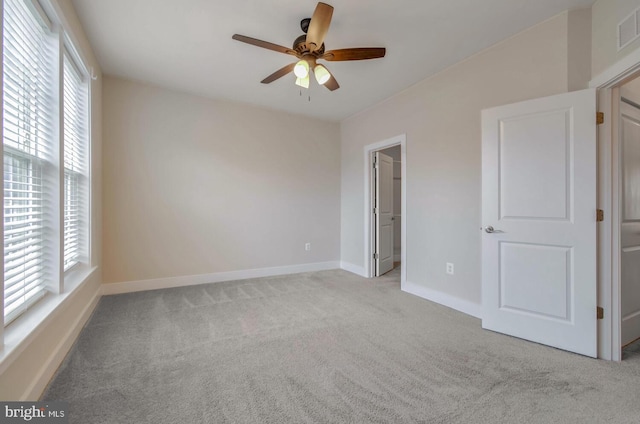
[[591, 50, 640, 361], [364, 134, 406, 285]]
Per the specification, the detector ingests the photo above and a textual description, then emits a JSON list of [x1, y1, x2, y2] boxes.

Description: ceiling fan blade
[[306, 2, 333, 52], [232, 34, 298, 56], [261, 63, 296, 84], [322, 48, 386, 61], [323, 67, 340, 91]]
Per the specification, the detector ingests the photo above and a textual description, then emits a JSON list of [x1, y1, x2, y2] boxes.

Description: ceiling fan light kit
[[295, 75, 310, 89], [314, 64, 330, 85], [232, 2, 386, 92], [294, 59, 310, 78]]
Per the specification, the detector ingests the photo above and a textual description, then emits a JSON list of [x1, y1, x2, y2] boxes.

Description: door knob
[[485, 226, 495, 233]]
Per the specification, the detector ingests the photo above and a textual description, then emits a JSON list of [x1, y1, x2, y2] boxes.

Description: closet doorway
[[619, 77, 640, 356], [363, 135, 406, 284]]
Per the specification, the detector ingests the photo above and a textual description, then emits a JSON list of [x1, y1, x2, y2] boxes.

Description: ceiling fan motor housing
[[293, 34, 325, 56]]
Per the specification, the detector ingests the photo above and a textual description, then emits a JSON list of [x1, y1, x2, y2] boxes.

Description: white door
[[481, 88, 597, 357], [375, 152, 394, 276], [620, 100, 640, 347]]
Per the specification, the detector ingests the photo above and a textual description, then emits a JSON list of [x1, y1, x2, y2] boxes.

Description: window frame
[[62, 47, 89, 273], [2, 0, 57, 325], [0, 0, 94, 334]]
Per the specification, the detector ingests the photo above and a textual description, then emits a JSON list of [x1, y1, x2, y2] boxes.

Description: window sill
[[0, 265, 98, 375]]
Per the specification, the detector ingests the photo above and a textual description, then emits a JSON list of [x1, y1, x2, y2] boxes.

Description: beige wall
[[102, 77, 341, 284], [568, 8, 592, 91], [0, 0, 608, 400], [592, 0, 640, 78], [340, 11, 590, 306], [0, 0, 102, 400]]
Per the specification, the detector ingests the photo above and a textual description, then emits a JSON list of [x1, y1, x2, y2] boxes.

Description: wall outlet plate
[[446, 263, 454, 275]]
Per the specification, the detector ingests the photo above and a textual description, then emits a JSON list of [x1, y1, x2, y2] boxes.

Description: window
[[2, 0, 91, 325], [3, 0, 55, 323], [63, 55, 87, 271]]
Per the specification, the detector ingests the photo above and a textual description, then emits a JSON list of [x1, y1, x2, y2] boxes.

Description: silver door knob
[[485, 226, 495, 233]]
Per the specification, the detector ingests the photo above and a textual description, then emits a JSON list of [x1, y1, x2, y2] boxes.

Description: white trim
[[24, 287, 100, 400], [27, 0, 52, 31], [605, 86, 624, 362], [101, 262, 341, 295], [0, 0, 4, 339], [363, 134, 407, 286], [590, 48, 640, 89], [597, 88, 615, 361], [588, 47, 640, 361], [40, 0, 92, 78], [607, 87, 623, 361], [402, 280, 482, 319], [340, 261, 367, 277], [0, 267, 98, 375]]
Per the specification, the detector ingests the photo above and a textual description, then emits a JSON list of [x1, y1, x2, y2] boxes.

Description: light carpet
[[43, 268, 640, 423]]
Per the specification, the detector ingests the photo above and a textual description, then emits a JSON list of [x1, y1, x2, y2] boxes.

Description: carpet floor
[[43, 268, 640, 423]]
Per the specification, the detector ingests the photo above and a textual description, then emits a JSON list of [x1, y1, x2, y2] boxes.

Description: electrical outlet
[[446, 263, 454, 275], [305, 243, 311, 251]]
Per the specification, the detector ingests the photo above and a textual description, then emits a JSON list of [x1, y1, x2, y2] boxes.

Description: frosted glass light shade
[[295, 74, 309, 88], [314, 64, 331, 85], [294, 60, 309, 78]]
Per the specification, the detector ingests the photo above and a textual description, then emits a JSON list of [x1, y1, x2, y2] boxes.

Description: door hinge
[[373, 157, 378, 169], [373, 207, 378, 215], [597, 209, 604, 222], [597, 306, 604, 320], [373, 253, 379, 260], [596, 112, 604, 125]]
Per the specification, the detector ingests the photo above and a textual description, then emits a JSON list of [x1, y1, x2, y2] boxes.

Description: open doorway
[[618, 78, 640, 359], [375, 145, 402, 276], [595, 64, 640, 361], [363, 135, 406, 285]]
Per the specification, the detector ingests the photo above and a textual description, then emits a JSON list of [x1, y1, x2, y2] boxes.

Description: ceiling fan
[[232, 2, 386, 91]]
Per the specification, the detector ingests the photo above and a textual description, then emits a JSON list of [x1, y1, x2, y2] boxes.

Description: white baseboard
[[402, 280, 482, 319], [340, 261, 367, 277], [102, 261, 341, 295], [24, 287, 101, 400], [393, 254, 401, 262]]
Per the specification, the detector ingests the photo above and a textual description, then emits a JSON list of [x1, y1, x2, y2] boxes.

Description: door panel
[[500, 242, 571, 321], [622, 249, 640, 345], [500, 110, 570, 220], [482, 88, 597, 357], [375, 152, 394, 276], [620, 101, 640, 346]]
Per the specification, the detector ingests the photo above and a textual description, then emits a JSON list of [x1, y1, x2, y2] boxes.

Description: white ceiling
[[71, 0, 595, 122]]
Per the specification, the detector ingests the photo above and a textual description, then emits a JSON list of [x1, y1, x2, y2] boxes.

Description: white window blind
[[3, 0, 54, 322], [63, 55, 87, 271]]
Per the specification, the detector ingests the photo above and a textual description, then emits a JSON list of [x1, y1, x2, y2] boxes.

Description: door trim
[[591, 55, 640, 361], [363, 134, 406, 286]]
